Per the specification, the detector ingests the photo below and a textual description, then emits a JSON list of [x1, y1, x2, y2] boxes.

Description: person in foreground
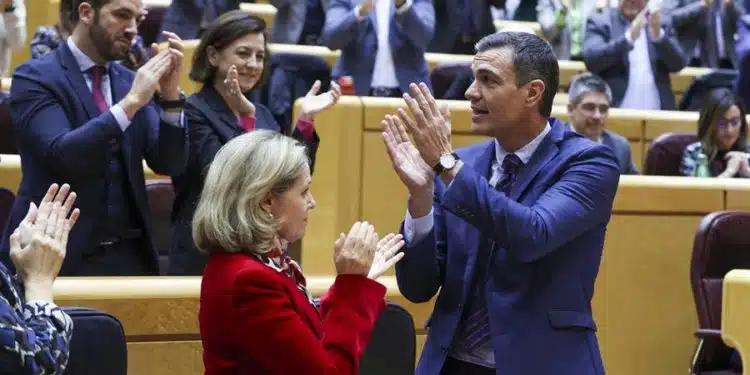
[[0, 183, 80, 374], [197, 130, 405, 375], [383, 31, 621, 375]]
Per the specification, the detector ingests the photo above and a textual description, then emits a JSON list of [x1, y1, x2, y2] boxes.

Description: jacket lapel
[[58, 43, 100, 120], [613, 10, 630, 71], [509, 119, 565, 200], [201, 86, 244, 140]]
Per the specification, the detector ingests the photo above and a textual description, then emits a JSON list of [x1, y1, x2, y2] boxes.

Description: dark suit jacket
[[321, 0, 435, 95], [427, 0, 497, 53], [601, 130, 639, 174], [397, 119, 620, 375], [168, 85, 320, 275], [159, 0, 241, 40], [663, 0, 743, 68], [734, 15, 750, 109], [0, 42, 188, 275], [583, 8, 686, 110], [200, 252, 386, 374]]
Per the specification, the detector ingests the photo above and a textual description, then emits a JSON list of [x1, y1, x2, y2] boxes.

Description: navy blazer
[[396, 119, 620, 375], [321, 0, 435, 95], [0, 42, 188, 275], [159, 0, 241, 40], [428, 0, 497, 53], [168, 85, 320, 275]]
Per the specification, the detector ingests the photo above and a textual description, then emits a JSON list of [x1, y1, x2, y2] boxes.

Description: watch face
[[440, 153, 456, 169]]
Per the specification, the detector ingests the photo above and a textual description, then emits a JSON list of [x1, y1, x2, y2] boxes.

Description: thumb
[[9, 230, 20, 256], [150, 43, 160, 57], [307, 80, 322, 96], [334, 233, 345, 251], [25, 202, 38, 223]]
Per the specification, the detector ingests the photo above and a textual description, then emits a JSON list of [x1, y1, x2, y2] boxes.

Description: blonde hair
[[192, 130, 309, 255]]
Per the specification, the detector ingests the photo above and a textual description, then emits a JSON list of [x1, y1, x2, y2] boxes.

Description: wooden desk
[[493, 20, 543, 35], [53, 275, 433, 375], [722, 269, 750, 375]]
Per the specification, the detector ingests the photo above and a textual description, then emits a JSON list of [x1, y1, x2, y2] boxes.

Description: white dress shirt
[[355, 0, 412, 88], [403, 122, 552, 245], [619, 26, 662, 110], [0, 2, 25, 77]]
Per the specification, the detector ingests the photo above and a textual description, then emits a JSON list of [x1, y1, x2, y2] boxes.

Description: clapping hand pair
[[333, 222, 405, 280]]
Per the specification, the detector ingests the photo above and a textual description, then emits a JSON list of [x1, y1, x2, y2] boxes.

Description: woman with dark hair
[[30, 0, 150, 70], [681, 88, 750, 178], [169, 10, 341, 275]]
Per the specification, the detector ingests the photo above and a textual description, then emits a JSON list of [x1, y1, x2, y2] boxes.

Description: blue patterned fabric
[[0, 261, 72, 374]]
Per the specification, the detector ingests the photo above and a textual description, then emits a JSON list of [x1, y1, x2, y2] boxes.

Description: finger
[[383, 250, 405, 269], [307, 80, 322, 96], [150, 43, 159, 57], [161, 30, 183, 42], [45, 202, 61, 237], [53, 183, 70, 206], [34, 185, 59, 237], [22, 202, 38, 225], [382, 129, 400, 165], [377, 233, 395, 248], [60, 191, 77, 221], [402, 93, 427, 129], [409, 83, 433, 119], [167, 37, 184, 52], [396, 109, 417, 139], [418, 82, 441, 119], [343, 222, 361, 251]]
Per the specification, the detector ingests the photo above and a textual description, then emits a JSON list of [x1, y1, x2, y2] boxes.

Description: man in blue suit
[[0, 0, 188, 276], [381, 31, 620, 375], [321, 0, 434, 97]]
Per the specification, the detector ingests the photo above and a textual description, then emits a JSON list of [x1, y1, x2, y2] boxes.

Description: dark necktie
[[462, 153, 524, 352], [89, 66, 109, 113]]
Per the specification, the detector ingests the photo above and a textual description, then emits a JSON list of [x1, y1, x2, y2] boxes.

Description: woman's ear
[[207, 46, 219, 68], [260, 193, 275, 217]]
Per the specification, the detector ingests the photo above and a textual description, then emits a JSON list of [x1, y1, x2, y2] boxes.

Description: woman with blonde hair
[[196, 130, 404, 375]]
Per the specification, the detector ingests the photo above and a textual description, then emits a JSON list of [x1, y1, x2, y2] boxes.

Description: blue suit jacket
[[321, 0, 435, 95], [734, 15, 750, 110], [0, 42, 188, 276], [159, 0, 241, 40], [396, 118, 620, 375]]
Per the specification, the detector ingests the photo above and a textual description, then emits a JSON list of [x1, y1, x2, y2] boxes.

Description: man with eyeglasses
[[566, 73, 640, 174]]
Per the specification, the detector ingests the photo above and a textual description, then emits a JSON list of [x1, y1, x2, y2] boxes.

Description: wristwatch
[[433, 152, 460, 174], [154, 90, 186, 110]]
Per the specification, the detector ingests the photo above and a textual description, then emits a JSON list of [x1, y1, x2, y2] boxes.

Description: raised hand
[[382, 113, 434, 193], [367, 233, 405, 280], [333, 222, 378, 276], [299, 80, 342, 121], [401, 83, 453, 168], [157, 31, 185, 100], [221, 65, 256, 116], [10, 183, 80, 301], [648, 8, 662, 40], [122, 48, 173, 116]]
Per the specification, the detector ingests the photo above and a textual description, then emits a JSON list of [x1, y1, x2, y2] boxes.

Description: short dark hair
[[568, 73, 612, 106], [189, 10, 270, 88], [475, 32, 559, 117], [70, 0, 111, 24]]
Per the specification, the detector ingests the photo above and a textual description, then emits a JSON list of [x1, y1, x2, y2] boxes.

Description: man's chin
[[470, 121, 494, 137]]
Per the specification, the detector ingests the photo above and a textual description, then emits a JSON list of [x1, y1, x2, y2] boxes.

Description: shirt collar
[[494, 120, 552, 166], [67, 38, 110, 73]]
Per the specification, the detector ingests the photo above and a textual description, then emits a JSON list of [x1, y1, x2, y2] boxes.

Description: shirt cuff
[[403, 208, 434, 245], [161, 109, 184, 127], [652, 27, 665, 42], [296, 118, 315, 142], [110, 104, 132, 132], [354, 6, 365, 21], [395, 0, 413, 14], [240, 115, 256, 132]]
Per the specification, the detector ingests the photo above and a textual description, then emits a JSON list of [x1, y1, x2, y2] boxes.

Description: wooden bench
[[722, 269, 750, 375]]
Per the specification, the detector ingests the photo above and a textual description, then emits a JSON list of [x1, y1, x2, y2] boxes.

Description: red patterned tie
[[90, 66, 109, 113]]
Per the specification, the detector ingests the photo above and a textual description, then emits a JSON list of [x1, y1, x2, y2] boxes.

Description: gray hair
[[568, 73, 613, 106], [192, 130, 309, 255]]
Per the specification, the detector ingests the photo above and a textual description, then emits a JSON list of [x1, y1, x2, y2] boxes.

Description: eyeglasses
[[716, 117, 742, 129]]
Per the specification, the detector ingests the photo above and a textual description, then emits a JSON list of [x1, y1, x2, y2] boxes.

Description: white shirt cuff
[[161, 109, 184, 127], [395, 0, 413, 14], [110, 104, 132, 132], [403, 208, 434, 245], [354, 6, 365, 21]]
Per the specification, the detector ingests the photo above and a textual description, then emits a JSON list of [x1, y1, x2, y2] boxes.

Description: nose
[[308, 194, 317, 210], [246, 55, 262, 69], [464, 78, 478, 101]]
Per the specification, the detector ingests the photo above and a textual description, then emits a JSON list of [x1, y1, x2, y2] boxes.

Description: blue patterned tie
[[463, 153, 523, 351]]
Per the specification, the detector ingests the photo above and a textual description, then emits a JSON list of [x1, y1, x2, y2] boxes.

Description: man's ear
[[77, 2, 96, 26], [525, 79, 547, 110]]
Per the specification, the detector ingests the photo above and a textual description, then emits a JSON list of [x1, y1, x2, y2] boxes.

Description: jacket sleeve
[[663, 0, 704, 28], [439, 143, 621, 263], [0, 294, 73, 375], [232, 272, 386, 375], [142, 109, 189, 177], [321, 0, 361, 50], [652, 21, 687, 73], [583, 13, 634, 73], [10, 63, 126, 180], [392, 0, 435, 49]]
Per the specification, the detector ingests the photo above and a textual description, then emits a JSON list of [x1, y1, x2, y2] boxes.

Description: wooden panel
[[493, 20, 542, 35], [631, 141, 644, 172], [128, 341, 203, 375], [644, 110, 698, 140], [601, 215, 702, 375], [416, 334, 427, 366], [614, 176, 725, 213], [296, 97, 365, 275], [722, 179, 750, 211], [0, 155, 165, 193]]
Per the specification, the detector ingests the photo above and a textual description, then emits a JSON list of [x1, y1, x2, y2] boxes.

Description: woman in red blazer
[[193, 129, 405, 375]]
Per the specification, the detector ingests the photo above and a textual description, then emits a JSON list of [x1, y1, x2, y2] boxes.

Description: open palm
[[300, 80, 342, 118], [382, 114, 433, 191]]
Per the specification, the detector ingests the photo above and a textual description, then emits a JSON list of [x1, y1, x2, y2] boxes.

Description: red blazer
[[199, 252, 387, 375]]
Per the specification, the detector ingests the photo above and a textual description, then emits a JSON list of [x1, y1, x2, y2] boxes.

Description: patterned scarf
[[258, 248, 315, 305]]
